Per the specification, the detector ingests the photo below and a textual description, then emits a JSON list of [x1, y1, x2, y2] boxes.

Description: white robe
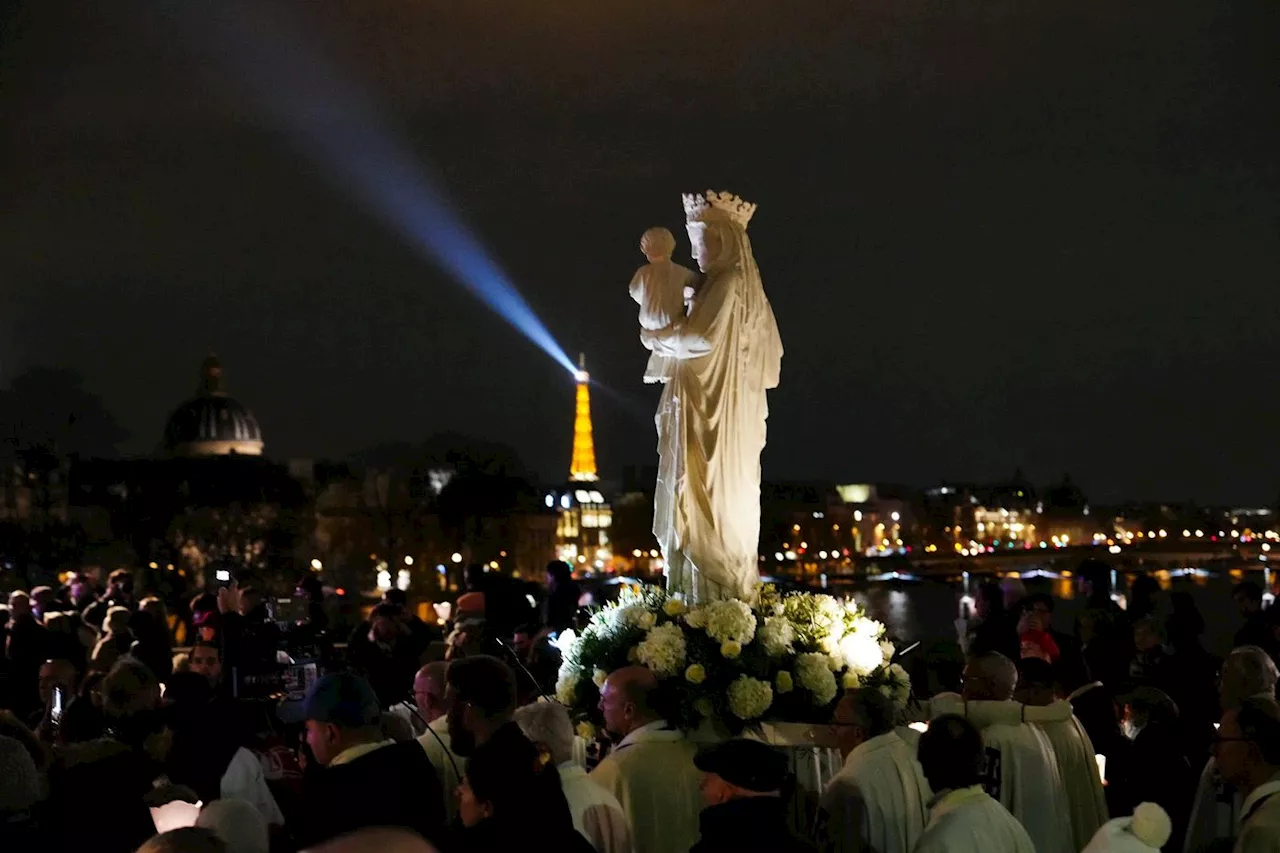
[[928, 695, 1074, 853], [819, 731, 932, 853], [646, 220, 782, 602], [913, 785, 1037, 853], [559, 761, 633, 853], [1017, 699, 1109, 849], [416, 716, 463, 822], [1236, 774, 1280, 853], [219, 747, 286, 826], [589, 722, 702, 853], [1186, 757, 1242, 853]]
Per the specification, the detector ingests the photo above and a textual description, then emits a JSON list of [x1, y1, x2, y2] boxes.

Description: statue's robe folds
[[646, 226, 782, 603], [928, 695, 1075, 853]]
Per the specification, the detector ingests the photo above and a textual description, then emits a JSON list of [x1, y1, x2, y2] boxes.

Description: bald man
[[303, 827, 438, 853], [413, 662, 463, 821], [590, 666, 702, 853], [929, 652, 1073, 853]]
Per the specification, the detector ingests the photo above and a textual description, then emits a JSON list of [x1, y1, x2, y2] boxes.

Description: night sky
[[2, 1, 1277, 504]]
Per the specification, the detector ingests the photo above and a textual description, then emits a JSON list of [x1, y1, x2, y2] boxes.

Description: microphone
[[492, 636, 555, 705]]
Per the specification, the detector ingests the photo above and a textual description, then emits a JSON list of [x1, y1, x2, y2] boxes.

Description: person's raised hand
[[217, 581, 241, 615]]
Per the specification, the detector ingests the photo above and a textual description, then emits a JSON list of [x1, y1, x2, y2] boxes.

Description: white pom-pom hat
[[1081, 803, 1173, 853]]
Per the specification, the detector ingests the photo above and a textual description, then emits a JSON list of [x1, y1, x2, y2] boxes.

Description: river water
[[830, 568, 1266, 658]]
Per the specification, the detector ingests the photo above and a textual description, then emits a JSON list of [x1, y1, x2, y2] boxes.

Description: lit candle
[[908, 722, 929, 733], [1094, 754, 1107, 785]]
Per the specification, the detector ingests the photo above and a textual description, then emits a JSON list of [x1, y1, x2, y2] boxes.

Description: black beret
[[694, 738, 789, 793]]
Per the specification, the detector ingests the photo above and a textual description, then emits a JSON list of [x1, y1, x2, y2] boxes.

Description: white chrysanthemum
[[726, 675, 773, 720], [839, 632, 886, 676], [612, 604, 648, 631], [850, 615, 886, 640], [635, 623, 687, 677], [815, 595, 845, 641], [886, 662, 912, 707], [796, 652, 838, 706], [703, 599, 757, 644], [555, 671, 580, 704], [551, 629, 580, 664], [879, 640, 896, 662], [759, 616, 795, 657], [684, 607, 708, 629]]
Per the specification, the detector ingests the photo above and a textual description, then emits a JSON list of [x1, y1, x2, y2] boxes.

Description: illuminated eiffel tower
[[568, 353, 599, 482]]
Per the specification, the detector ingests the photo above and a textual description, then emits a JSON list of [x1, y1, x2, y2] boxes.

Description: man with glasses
[[817, 687, 931, 853], [1214, 697, 1280, 851], [1186, 646, 1279, 853]]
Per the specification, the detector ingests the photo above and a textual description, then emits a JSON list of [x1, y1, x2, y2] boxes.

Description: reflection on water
[[825, 568, 1258, 657]]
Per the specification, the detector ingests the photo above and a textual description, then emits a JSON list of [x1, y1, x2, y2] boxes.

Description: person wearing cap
[[914, 714, 1035, 853], [290, 673, 445, 849], [817, 688, 930, 853], [590, 666, 702, 853], [690, 738, 815, 853]]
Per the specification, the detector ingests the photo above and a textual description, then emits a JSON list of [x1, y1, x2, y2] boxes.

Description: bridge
[[775, 541, 1274, 582]]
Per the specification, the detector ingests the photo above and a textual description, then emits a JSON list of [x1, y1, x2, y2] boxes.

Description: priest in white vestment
[[929, 653, 1073, 853], [913, 714, 1036, 853], [590, 667, 702, 853], [643, 191, 783, 603], [515, 701, 632, 853], [1014, 657, 1109, 849], [818, 688, 931, 853]]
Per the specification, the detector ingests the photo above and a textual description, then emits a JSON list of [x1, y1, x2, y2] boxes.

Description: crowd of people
[[0, 557, 1278, 853]]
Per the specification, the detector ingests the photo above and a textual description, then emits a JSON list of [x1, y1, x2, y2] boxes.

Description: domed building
[[163, 355, 264, 457]]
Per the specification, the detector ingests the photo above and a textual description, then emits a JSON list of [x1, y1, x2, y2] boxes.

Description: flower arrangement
[[554, 584, 912, 733]]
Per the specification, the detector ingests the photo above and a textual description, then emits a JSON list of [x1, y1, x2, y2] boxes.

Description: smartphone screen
[[215, 569, 232, 585], [51, 686, 65, 724]]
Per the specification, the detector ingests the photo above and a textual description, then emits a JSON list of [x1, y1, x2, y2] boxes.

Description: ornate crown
[[682, 190, 757, 229]]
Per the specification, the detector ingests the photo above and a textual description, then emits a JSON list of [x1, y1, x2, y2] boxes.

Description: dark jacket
[[691, 797, 817, 853], [296, 739, 446, 849], [46, 737, 161, 853]]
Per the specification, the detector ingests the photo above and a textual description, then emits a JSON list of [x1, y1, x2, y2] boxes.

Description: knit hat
[[1081, 803, 1173, 853], [0, 735, 40, 814]]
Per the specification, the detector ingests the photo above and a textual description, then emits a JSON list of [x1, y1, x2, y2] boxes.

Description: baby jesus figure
[[629, 226, 697, 384]]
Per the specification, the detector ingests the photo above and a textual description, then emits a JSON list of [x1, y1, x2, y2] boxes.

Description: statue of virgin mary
[[640, 191, 783, 603]]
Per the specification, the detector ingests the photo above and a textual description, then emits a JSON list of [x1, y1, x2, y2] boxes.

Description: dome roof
[[163, 355, 264, 457]]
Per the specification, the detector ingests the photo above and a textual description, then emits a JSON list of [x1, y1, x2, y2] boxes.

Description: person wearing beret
[[690, 738, 817, 853]]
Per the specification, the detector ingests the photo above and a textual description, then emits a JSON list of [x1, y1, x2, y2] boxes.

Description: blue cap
[[278, 673, 381, 727]]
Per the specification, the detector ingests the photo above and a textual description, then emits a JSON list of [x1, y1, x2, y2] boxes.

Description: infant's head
[[640, 227, 676, 262]]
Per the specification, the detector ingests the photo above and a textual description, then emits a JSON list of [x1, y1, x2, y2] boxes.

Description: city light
[[404, 556, 414, 566], [310, 558, 322, 570], [451, 552, 463, 564]]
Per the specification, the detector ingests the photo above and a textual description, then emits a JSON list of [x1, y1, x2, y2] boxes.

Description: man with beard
[[444, 655, 575, 838], [590, 666, 702, 853]]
